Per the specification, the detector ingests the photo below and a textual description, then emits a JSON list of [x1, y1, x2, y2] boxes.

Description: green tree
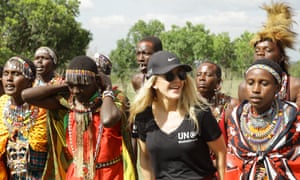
[[211, 33, 234, 68], [127, 19, 165, 47], [0, 0, 91, 69], [110, 39, 136, 93], [231, 31, 254, 75], [161, 22, 213, 67]]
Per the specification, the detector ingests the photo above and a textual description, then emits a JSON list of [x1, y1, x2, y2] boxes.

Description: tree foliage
[[231, 31, 254, 75], [109, 39, 135, 92], [110, 20, 254, 89], [211, 33, 234, 68], [127, 20, 165, 46], [0, 0, 92, 69], [161, 22, 213, 67]]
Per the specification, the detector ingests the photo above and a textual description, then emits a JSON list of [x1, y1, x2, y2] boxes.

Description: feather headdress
[[250, 1, 297, 49]]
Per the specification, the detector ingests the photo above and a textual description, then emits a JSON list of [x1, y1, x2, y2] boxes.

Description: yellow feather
[[250, 1, 297, 50]]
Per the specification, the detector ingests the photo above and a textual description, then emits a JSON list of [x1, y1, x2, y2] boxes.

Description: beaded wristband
[[102, 90, 115, 100]]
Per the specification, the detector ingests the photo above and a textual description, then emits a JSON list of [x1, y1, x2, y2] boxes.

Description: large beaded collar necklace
[[3, 97, 38, 136], [240, 101, 283, 149]]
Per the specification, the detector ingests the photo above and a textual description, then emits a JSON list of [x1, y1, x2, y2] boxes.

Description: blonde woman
[[129, 51, 226, 180]]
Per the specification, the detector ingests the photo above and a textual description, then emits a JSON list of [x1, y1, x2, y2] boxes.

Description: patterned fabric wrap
[[113, 87, 138, 179], [226, 100, 300, 180], [42, 77, 69, 180], [29, 147, 47, 171], [44, 105, 69, 180]]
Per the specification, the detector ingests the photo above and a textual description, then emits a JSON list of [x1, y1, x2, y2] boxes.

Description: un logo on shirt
[[177, 131, 198, 144]]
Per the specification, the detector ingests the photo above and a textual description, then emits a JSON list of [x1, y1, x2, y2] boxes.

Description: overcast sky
[[77, 0, 300, 62]]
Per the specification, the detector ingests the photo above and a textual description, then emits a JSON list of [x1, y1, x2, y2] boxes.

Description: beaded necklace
[[3, 98, 39, 137], [3, 97, 39, 178], [208, 92, 231, 122], [69, 92, 102, 113], [68, 92, 102, 152], [240, 101, 283, 146], [67, 92, 102, 179], [68, 92, 102, 131]]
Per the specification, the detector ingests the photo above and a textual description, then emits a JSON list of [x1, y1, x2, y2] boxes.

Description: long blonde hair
[[129, 74, 207, 132]]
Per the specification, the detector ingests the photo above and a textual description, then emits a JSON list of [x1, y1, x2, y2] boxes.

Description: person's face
[[33, 51, 55, 78], [196, 63, 220, 98], [254, 40, 283, 64], [67, 80, 98, 104], [153, 68, 186, 101], [2, 61, 32, 98], [245, 68, 279, 114], [136, 41, 155, 74]]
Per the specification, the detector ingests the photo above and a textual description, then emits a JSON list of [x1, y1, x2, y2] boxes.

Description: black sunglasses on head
[[164, 71, 187, 82]]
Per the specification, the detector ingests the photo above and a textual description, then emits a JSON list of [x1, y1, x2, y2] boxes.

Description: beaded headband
[[35, 47, 57, 65], [65, 69, 96, 85], [246, 64, 282, 84], [6, 57, 35, 80]]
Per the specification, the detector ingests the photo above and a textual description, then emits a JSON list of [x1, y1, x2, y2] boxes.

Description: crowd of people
[[0, 1, 300, 180]]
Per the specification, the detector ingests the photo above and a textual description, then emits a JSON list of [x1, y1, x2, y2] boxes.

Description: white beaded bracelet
[[102, 90, 115, 100]]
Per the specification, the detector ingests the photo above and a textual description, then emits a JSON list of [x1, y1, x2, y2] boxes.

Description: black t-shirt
[[134, 106, 221, 180]]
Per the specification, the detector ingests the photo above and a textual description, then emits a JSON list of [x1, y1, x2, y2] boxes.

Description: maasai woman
[[226, 59, 300, 179], [22, 56, 137, 180], [33, 46, 59, 86], [32, 46, 68, 179], [0, 56, 48, 179]]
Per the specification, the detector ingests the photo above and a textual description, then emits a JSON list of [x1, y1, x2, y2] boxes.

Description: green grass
[[221, 78, 243, 98]]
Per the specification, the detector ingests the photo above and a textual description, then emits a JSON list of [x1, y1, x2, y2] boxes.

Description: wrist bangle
[[102, 90, 115, 100]]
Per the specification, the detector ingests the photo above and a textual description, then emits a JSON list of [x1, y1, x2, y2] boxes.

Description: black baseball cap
[[147, 51, 192, 78]]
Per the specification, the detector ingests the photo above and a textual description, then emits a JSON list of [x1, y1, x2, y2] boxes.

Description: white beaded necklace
[[3, 97, 38, 136]]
